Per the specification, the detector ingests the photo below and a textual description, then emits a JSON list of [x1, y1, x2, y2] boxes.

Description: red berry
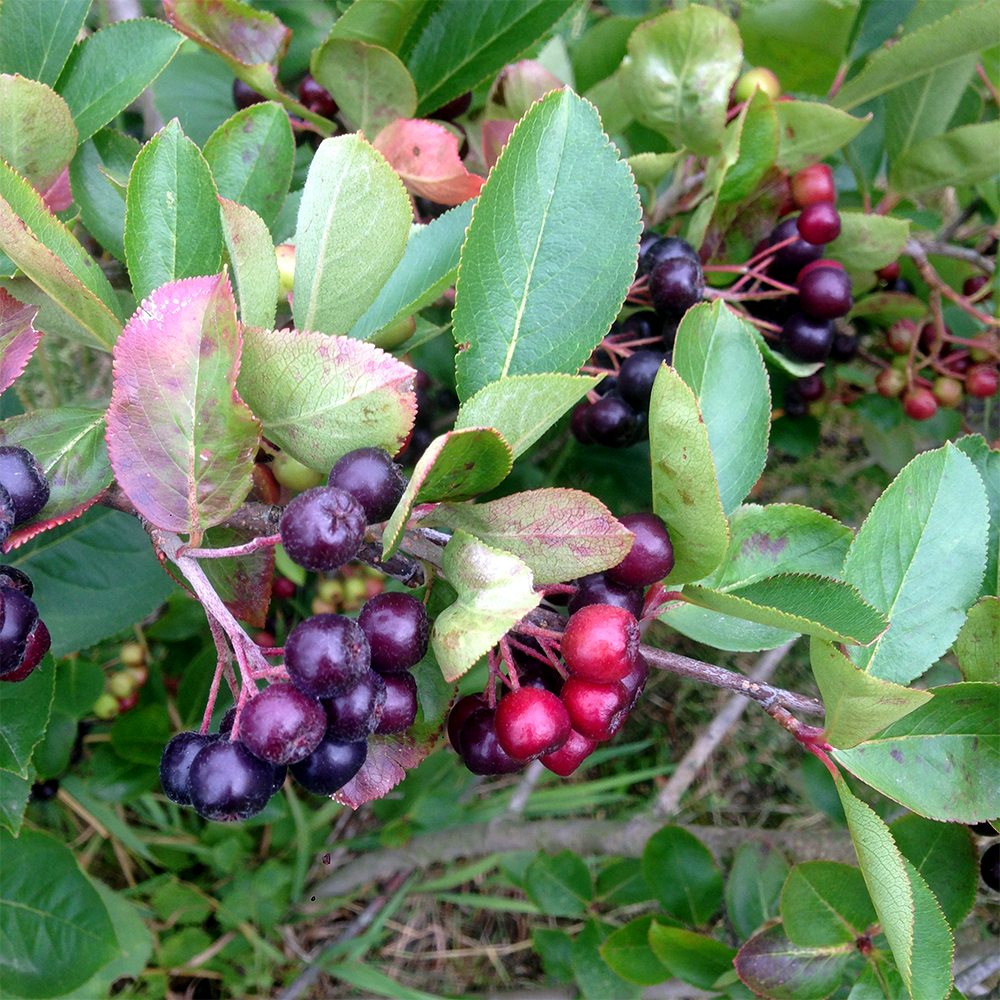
[[607, 513, 674, 588], [903, 387, 938, 421], [560, 677, 629, 741], [797, 202, 841, 245], [561, 605, 639, 684], [876, 260, 901, 282], [790, 164, 836, 208], [540, 729, 598, 777], [797, 258, 844, 281], [886, 319, 918, 354], [495, 688, 571, 761], [966, 364, 1000, 398], [620, 654, 649, 714], [963, 275, 988, 298], [273, 576, 296, 600], [298, 74, 338, 118]]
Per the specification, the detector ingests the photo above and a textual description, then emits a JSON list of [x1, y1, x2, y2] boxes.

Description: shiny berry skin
[[963, 275, 988, 298], [560, 677, 629, 741], [428, 91, 472, 121], [982, 843, 1000, 892], [285, 614, 370, 698], [830, 332, 858, 361], [188, 739, 282, 821], [639, 236, 700, 276], [447, 693, 487, 748], [323, 669, 386, 741], [932, 377, 963, 408], [495, 687, 571, 761], [797, 374, 825, 402], [570, 402, 592, 444], [607, 512, 674, 588], [886, 319, 918, 354], [374, 671, 418, 734], [618, 352, 666, 413], [327, 448, 407, 523], [620, 654, 649, 713], [620, 309, 662, 345], [160, 731, 218, 806], [279, 486, 367, 572], [358, 592, 429, 672], [966, 364, 999, 398], [239, 682, 327, 765], [903, 387, 938, 421], [0, 446, 50, 524], [290, 736, 367, 795], [790, 164, 836, 208], [768, 218, 823, 275], [796, 202, 841, 245], [797, 266, 853, 319], [649, 257, 704, 317], [568, 573, 644, 620], [585, 396, 639, 448], [540, 729, 597, 777], [876, 368, 907, 398], [797, 258, 844, 282], [781, 313, 834, 362], [232, 78, 266, 110], [0, 486, 12, 547], [1, 619, 50, 683], [0, 586, 38, 677], [298, 73, 338, 118], [561, 605, 639, 684], [458, 708, 523, 775], [876, 260, 900, 282]]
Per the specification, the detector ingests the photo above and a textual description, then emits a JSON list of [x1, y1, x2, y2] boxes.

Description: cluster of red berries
[[0, 446, 52, 683], [448, 512, 673, 777]]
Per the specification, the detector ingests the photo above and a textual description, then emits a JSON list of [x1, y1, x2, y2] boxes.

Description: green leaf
[[53, 658, 105, 719], [825, 211, 910, 273], [453, 88, 640, 401], [573, 15, 645, 95], [672, 302, 771, 516], [718, 87, 779, 206], [407, 0, 575, 117], [955, 597, 1000, 683], [0, 828, 119, 997], [31, 709, 75, 781], [124, 119, 225, 305], [455, 374, 599, 458], [780, 861, 876, 946], [842, 444, 988, 683], [524, 849, 593, 916], [0, 768, 31, 836], [659, 601, 800, 652], [642, 824, 723, 927], [810, 638, 932, 750], [110, 704, 172, 767], [774, 101, 871, 173], [834, 682, 1000, 824], [848, 290, 928, 325], [725, 842, 790, 941], [647, 924, 737, 991], [595, 858, 655, 907], [424, 488, 633, 585], [599, 916, 672, 986], [891, 122, 1000, 194], [571, 919, 643, 1000], [55, 18, 184, 144], [328, 962, 445, 1000], [619, 5, 742, 155], [203, 103, 294, 229], [292, 134, 412, 338], [0, 159, 124, 349], [953, 434, 999, 598], [835, 772, 954, 1000], [0, 75, 78, 193], [0, 660, 55, 778], [220, 198, 279, 330], [429, 530, 540, 683], [648, 365, 729, 585], [833, 0, 1000, 111], [0, 0, 92, 88], [324, 0, 429, 52]]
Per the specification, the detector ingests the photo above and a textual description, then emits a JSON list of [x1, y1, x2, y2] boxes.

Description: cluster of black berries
[[0, 446, 51, 683], [448, 513, 673, 777]]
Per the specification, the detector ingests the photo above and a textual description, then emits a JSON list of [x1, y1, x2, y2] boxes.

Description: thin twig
[[507, 760, 546, 815]]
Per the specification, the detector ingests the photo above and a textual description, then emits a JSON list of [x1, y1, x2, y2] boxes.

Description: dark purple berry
[[285, 614, 370, 698], [594, 375, 618, 397], [428, 91, 472, 121], [0, 586, 38, 677], [568, 573, 645, 619], [649, 257, 704, 317], [218, 705, 237, 736], [1, 619, 50, 682], [585, 396, 639, 448], [30, 778, 59, 801], [327, 448, 407, 523], [798, 266, 853, 319], [0, 485, 12, 547], [639, 236, 699, 276], [797, 374, 825, 401], [0, 446, 50, 524], [617, 352, 666, 413], [323, 669, 387, 741], [0, 565, 32, 597], [448, 693, 487, 748], [570, 402, 592, 444], [188, 739, 283, 821], [298, 73, 339, 118], [374, 672, 418, 734], [781, 313, 835, 362], [290, 736, 367, 795], [358, 592, 429, 672], [797, 202, 841, 245], [232, 78, 266, 110], [636, 231, 661, 272], [239, 682, 327, 765], [160, 731, 218, 806], [279, 486, 367, 572], [621, 654, 649, 714], [620, 310, 664, 347], [830, 332, 858, 361], [886, 277, 914, 294], [768, 218, 823, 276], [982, 843, 1000, 892], [607, 512, 674, 588], [458, 708, 524, 775], [783, 384, 808, 418]]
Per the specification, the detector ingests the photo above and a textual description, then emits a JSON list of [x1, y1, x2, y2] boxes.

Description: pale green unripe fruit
[[92, 692, 119, 720], [276, 244, 295, 301], [734, 67, 781, 102], [271, 452, 324, 492], [369, 314, 416, 350]]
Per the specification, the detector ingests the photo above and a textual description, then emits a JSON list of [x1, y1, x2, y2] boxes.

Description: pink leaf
[[106, 273, 261, 540], [0, 288, 40, 394], [41, 168, 73, 213], [373, 119, 484, 206], [481, 119, 516, 172], [332, 728, 440, 809], [489, 61, 564, 120]]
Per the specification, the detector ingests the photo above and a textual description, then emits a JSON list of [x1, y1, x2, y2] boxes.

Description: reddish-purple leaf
[[332, 728, 440, 809], [106, 273, 261, 541], [481, 119, 516, 172], [41, 168, 73, 213], [0, 288, 40, 394], [199, 526, 274, 628], [163, 0, 290, 68]]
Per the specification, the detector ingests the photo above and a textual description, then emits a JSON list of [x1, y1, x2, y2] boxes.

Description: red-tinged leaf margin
[[106, 272, 261, 541], [332, 727, 441, 809], [163, 0, 290, 69], [199, 526, 273, 628], [0, 288, 40, 394], [373, 119, 485, 206]]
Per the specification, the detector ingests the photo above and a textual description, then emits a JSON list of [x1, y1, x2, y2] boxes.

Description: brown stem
[[906, 239, 1000, 328]]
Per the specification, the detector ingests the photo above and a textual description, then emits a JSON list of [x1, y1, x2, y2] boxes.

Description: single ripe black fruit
[[232, 78, 266, 110], [594, 374, 618, 397], [30, 778, 59, 801], [285, 614, 370, 699], [279, 486, 367, 572], [982, 843, 1000, 892], [783, 384, 808, 418], [160, 731, 218, 806], [781, 313, 835, 362], [358, 592, 429, 672], [328, 448, 407, 523], [768, 218, 823, 276], [797, 373, 825, 402], [798, 266, 853, 320], [239, 682, 327, 765], [428, 91, 473, 121], [830, 331, 858, 361], [290, 736, 367, 795], [0, 586, 39, 677], [608, 512, 674, 588], [568, 573, 645, 620], [323, 669, 387, 741], [649, 257, 704, 318], [0, 565, 32, 597], [2, 619, 51, 682], [585, 396, 639, 448], [619, 310, 662, 346], [188, 739, 283, 821], [298, 73, 338, 118], [618, 352, 666, 413], [0, 485, 13, 547], [639, 236, 699, 276], [458, 708, 524, 775], [0, 446, 50, 524], [375, 672, 418, 734], [636, 231, 661, 272], [570, 402, 592, 445]]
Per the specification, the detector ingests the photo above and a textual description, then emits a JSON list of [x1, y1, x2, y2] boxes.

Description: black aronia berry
[[358, 592, 429, 672], [239, 682, 327, 765], [188, 740, 284, 821], [0, 445, 50, 524], [285, 614, 371, 698], [279, 486, 367, 573], [160, 731, 218, 806], [289, 736, 367, 796], [328, 447, 407, 523]]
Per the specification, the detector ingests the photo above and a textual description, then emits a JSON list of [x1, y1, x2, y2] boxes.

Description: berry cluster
[[448, 513, 673, 777], [0, 446, 52, 683]]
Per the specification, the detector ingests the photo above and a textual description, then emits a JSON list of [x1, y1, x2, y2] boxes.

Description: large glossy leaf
[[124, 119, 225, 306], [452, 89, 640, 400], [774, 102, 870, 173], [324, 0, 428, 52], [891, 122, 1000, 194], [106, 273, 260, 539], [237, 325, 417, 471], [0, 287, 39, 395], [642, 825, 722, 928], [672, 302, 770, 516], [0, 661, 55, 778], [292, 134, 412, 339], [955, 597, 999, 683], [953, 435, 999, 598], [658, 602, 799, 653], [842, 444, 988, 683], [648, 365, 729, 586], [0, 75, 77, 193], [219, 198, 279, 331], [825, 211, 909, 273], [619, 5, 741, 156], [780, 861, 876, 946], [834, 683, 1000, 824], [725, 843, 789, 941], [0, 0, 92, 87]]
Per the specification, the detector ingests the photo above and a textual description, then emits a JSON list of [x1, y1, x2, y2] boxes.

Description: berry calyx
[[358, 592, 429, 672], [239, 682, 327, 765], [559, 677, 629, 741], [279, 486, 367, 572], [966, 364, 999, 398], [188, 739, 283, 821], [0, 446, 50, 524], [607, 512, 674, 588], [796, 202, 841, 245], [495, 687, 571, 761], [903, 387, 938, 421], [285, 614, 370, 698], [290, 736, 367, 795], [327, 448, 407, 523], [790, 164, 836, 208], [561, 605, 639, 684], [540, 729, 598, 777]]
